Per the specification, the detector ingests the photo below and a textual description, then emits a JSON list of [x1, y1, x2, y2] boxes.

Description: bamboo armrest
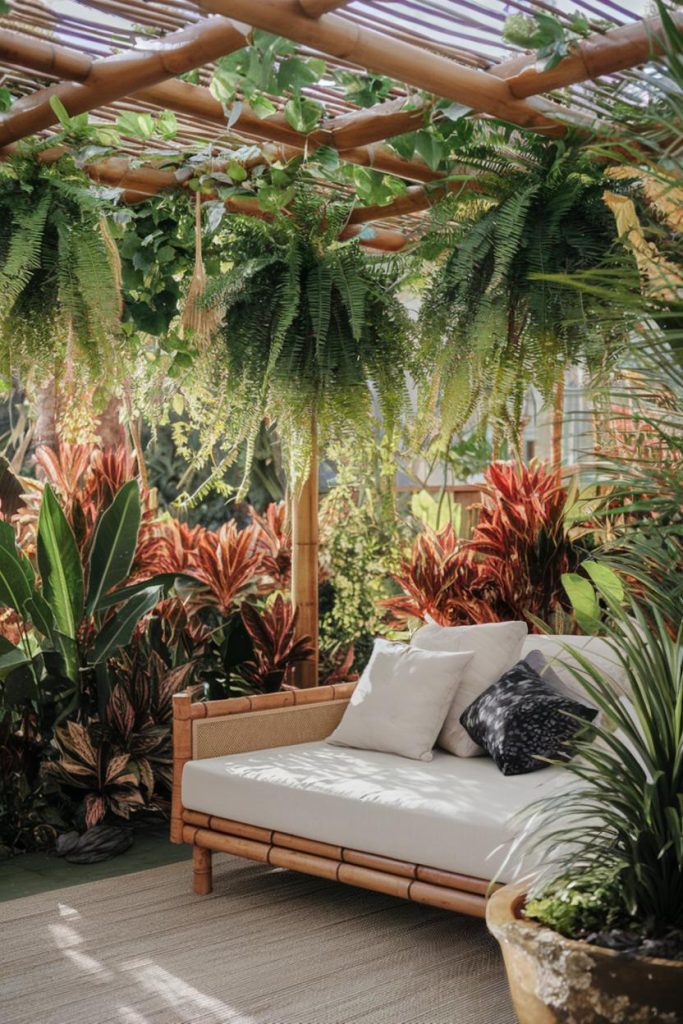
[[171, 683, 355, 842]]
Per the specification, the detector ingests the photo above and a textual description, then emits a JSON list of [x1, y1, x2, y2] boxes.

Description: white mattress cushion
[[182, 741, 570, 883], [412, 620, 528, 757]]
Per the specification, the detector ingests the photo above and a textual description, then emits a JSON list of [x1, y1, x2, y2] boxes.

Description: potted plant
[[486, 557, 682, 1022]]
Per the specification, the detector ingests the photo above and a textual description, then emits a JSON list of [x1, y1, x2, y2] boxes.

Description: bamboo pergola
[[0, 0, 677, 685]]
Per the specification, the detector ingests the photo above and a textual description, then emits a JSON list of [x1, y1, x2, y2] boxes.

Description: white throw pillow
[[412, 620, 528, 757], [327, 639, 473, 762], [520, 635, 628, 704]]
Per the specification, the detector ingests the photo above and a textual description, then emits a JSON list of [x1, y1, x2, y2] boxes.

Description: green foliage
[[210, 30, 325, 131], [503, 11, 592, 71], [195, 188, 414, 486], [526, 871, 625, 937], [0, 157, 122, 380], [523, 563, 683, 931], [0, 481, 177, 717], [320, 438, 405, 670], [111, 190, 202, 338], [419, 138, 629, 446]]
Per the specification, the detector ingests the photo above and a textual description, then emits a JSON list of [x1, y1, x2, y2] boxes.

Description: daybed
[[171, 629, 596, 917]]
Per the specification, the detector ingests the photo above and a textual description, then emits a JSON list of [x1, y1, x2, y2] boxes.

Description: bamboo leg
[[193, 845, 213, 895], [291, 415, 319, 687]]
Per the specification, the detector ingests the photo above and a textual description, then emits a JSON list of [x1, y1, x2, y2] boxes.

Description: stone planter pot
[[486, 883, 682, 1024]]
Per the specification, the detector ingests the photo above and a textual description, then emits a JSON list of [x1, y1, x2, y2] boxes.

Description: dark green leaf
[[37, 484, 84, 640], [89, 587, 163, 664], [86, 480, 141, 614]]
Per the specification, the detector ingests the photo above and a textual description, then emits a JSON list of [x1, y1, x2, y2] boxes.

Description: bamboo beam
[[495, 13, 683, 99], [194, 0, 577, 135], [0, 143, 409, 249], [298, 0, 350, 14], [0, 18, 251, 148], [291, 416, 319, 686], [327, 95, 428, 151], [0, 30, 443, 185]]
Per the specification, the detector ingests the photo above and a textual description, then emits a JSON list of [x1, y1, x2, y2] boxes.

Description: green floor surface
[[0, 826, 191, 902]]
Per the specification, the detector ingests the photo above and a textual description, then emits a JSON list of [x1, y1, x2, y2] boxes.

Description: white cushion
[[182, 741, 571, 882], [327, 639, 473, 761], [520, 635, 628, 704], [412, 621, 528, 757]]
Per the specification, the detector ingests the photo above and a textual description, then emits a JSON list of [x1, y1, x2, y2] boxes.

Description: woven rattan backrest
[[192, 700, 348, 759]]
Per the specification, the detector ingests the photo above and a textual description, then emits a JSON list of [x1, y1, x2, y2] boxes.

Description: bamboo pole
[[0, 18, 251, 147], [496, 13, 683, 99], [0, 143, 409, 250], [291, 415, 319, 687], [551, 372, 566, 470], [298, 0, 350, 15], [327, 95, 429, 151], [194, 0, 580, 136], [0, 30, 444, 185]]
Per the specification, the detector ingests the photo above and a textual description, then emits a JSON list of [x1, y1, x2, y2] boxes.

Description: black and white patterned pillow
[[459, 658, 598, 776]]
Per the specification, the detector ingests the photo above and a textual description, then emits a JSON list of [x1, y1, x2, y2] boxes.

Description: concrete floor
[[0, 824, 191, 902]]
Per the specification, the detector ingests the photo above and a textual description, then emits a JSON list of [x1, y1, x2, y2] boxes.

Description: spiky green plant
[[0, 155, 122, 383], [191, 188, 413, 487], [419, 138, 631, 448]]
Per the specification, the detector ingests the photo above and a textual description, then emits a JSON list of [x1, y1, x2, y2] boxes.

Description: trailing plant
[[0, 155, 122, 384], [419, 137, 629, 449], [187, 187, 413, 487]]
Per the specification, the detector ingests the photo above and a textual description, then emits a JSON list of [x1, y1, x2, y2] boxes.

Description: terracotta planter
[[486, 883, 683, 1024]]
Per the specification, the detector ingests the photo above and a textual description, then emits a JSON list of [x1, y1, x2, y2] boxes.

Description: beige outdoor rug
[[0, 854, 515, 1024]]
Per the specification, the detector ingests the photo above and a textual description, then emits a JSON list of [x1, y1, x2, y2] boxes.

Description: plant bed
[[487, 883, 683, 1024]]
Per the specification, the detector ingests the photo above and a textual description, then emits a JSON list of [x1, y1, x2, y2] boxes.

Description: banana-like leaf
[[88, 586, 162, 665], [86, 480, 141, 615], [0, 538, 34, 616], [53, 630, 80, 684], [0, 635, 30, 677], [37, 484, 84, 640], [562, 572, 600, 634], [583, 560, 625, 605], [24, 593, 55, 641], [95, 572, 196, 610]]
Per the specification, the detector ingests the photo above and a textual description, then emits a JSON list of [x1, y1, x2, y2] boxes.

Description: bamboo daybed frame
[[171, 682, 495, 917]]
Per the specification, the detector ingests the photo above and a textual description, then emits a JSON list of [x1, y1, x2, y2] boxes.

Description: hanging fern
[[0, 155, 122, 383], [419, 138, 635, 447], [186, 188, 414, 488]]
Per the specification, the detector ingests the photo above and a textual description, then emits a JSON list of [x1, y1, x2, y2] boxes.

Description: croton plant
[[0, 443, 316, 852]]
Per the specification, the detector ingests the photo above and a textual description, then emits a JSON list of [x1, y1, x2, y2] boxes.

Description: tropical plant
[[46, 720, 144, 829], [388, 523, 500, 627], [419, 137, 629, 451], [388, 461, 586, 631], [471, 462, 585, 627], [238, 596, 314, 693], [520, 562, 682, 942], [0, 479, 180, 721], [319, 437, 405, 670], [188, 187, 413, 486], [0, 155, 122, 382]]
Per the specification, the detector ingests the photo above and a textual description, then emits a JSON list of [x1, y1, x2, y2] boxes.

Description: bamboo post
[[551, 372, 566, 470], [171, 691, 192, 843], [291, 416, 319, 687]]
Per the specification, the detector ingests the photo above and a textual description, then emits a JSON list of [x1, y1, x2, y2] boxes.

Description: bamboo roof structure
[[0, 0, 678, 248]]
